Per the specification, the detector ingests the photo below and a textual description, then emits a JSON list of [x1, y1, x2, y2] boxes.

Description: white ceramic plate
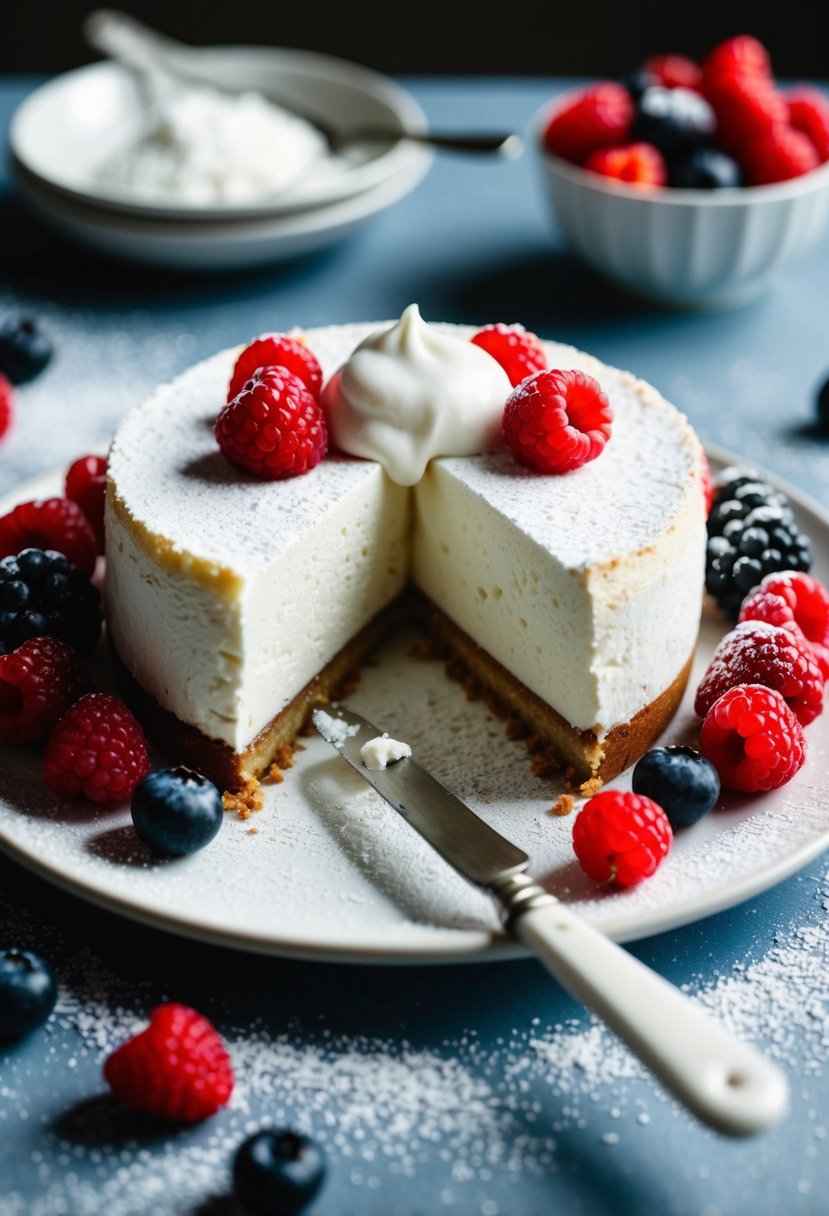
[[0, 451, 827, 964], [11, 152, 430, 270], [10, 54, 432, 220]]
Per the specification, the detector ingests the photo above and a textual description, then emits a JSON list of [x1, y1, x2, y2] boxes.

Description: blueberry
[[233, 1129, 326, 1216], [816, 375, 829, 433], [632, 86, 716, 156], [0, 948, 57, 1041], [0, 317, 53, 385], [669, 146, 743, 189], [632, 747, 720, 829], [131, 767, 223, 856]]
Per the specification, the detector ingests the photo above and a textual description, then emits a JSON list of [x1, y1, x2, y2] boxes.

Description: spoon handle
[[352, 129, 523, 157], [84, 9, 189, 74], [492, 875, 789, 1137]]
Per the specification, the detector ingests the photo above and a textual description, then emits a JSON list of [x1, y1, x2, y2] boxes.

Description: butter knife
[[313, 703, 788, 1137]]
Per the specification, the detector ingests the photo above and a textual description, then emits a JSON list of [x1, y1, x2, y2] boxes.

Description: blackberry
[[618, 69, 661, 102], [0, 548, 101, 655], [705, 468, 812, 618], [631, 86, 716, 156]]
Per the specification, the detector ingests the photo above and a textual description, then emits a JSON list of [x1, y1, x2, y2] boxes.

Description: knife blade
[[313, 702, 789, 1138]]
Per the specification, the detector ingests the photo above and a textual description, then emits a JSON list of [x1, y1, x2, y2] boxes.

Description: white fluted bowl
[[537, 108, 829, 309]]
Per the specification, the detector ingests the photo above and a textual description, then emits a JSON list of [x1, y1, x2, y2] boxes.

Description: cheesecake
[[106, 313, 706, 790]]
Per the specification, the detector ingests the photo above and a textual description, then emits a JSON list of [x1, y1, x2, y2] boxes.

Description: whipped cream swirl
[[321, 304, 511, 486]]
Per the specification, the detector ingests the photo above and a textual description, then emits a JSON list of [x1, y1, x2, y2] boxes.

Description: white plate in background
[[10, 52, 432, 221]]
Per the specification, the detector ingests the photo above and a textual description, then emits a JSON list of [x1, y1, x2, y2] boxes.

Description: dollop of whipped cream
[[321, 304, 512, 486]]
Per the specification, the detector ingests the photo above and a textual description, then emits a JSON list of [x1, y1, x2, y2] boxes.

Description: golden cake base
[[112, 596, 693, 792]]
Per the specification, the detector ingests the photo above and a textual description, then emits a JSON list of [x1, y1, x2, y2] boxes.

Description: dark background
[[1, 0, 826, 76]]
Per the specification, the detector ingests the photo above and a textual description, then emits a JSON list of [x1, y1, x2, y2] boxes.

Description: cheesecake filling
[[106, 323, 706, 766]]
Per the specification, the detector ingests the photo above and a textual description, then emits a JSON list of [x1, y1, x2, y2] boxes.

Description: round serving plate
[[0, 450, 827, 964], [10, 53, 432, 221]]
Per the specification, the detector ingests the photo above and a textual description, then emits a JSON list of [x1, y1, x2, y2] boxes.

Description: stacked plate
[[10, 48, 433, 270]]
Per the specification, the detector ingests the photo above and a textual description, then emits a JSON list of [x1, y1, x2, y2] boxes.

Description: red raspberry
[[65, 454, 107, 553], [228, 334, 323, 403], [104, 1003, 234, 1122], [643, 53, 703, 92], [216, 366, 327, 480], [700, 684, 805, 792], [0, 498, 97, 576], [470, 323, 547, 388], [502, 368, 613, 475], [583, 142, 667, 187], [0, 637, 83, 746], [702, 35, 772, 89], [0, 373, 13, 445], [741, 124, 820, 186], [739, 571, 829, 679], [707, 77, 788, 159], [786, 88, 829, 162], [572, 790, 672, 887], [543, 83, 634, 165], [700, 451, 713, 517], [43, 692, 150, 805], [695, 621, 824, 726]]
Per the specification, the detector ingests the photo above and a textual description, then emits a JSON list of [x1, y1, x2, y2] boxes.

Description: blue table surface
[[1, 74, 829, 1216]]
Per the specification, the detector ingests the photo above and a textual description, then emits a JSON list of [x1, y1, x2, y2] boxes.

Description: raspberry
[[786, 88, 829, 162], [0, 498, 97, 576], [707, 77, 788, 160], [502, 369, 613, 475], [583, 142, 667, 186], [43, 693, 150, 805], [643, 53, 703, 92], [700, 451, 713, 516], [470, 323, 547, 387], [739, 571, 829, 679], [0, 548, 101, 656], [700, 684, 805, 792], [104, 1002, 234, 1122], [65, 454, 107, 553], [0, 637, 83, 746], [572, 790, 672, 887], [228, 335, 323, 403], [741, 124, 820, 186], [0, 373, 13, 445], [216, 366, 327, 480], [701, 35, 772, 89], [695, 621, 824, 726], [543, 83, 634, 165]]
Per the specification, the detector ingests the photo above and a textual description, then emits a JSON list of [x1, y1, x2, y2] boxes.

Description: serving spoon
[[83, 9, 523, 158]]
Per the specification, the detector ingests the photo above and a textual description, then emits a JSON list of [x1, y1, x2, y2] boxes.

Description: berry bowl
[[537, 120, 829, 309], [534, 34, 829, 311]]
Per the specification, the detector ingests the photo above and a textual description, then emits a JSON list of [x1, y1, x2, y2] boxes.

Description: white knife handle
[[492, 876, 788, 1136]]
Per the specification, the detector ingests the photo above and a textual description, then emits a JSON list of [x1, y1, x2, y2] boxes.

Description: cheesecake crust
[[111, 594, 693, 792]]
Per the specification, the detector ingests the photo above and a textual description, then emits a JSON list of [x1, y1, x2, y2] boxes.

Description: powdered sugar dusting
[[108, 322, 701, 576], [1, 866, 828, 1214]]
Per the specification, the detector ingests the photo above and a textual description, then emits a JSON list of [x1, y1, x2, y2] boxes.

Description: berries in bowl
[[536, 35, 829, 309]]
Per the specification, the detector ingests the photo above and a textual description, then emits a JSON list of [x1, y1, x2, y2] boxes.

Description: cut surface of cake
[[106, 315, 706, 790]]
